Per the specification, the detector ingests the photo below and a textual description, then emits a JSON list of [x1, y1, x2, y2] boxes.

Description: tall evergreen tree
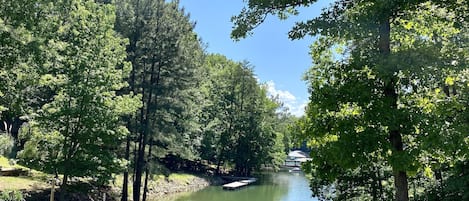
[[115, 0, 204, 200]]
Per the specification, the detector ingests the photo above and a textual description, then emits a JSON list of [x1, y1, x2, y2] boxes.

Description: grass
[[1, 156, 202, 199], [167, 173, 196, 184], [113, 172, 197, 187], [0, 157, 26, 169], [0, 176, 47, 190], [111, 174, 133, 196], [0, 156, 49, 191], [112, 172, 200, 200]]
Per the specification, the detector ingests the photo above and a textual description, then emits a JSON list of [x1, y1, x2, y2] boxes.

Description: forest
[[1, 0, 468, 201], [0, 0, 296, 200]]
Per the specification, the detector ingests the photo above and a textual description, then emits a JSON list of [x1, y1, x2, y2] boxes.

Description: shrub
[[0, 190, 25, 201], [0, 134, 14, 157]]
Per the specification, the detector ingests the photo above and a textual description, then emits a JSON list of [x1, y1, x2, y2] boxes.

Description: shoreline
[[0, 173, 221, 201], [146, 174, 211, 200], [117, 173, 224, 201]]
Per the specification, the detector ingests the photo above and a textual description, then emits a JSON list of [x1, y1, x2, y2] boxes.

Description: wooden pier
[[222, 178, 257, 190]]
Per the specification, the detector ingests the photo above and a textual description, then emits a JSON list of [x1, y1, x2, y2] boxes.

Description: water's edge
[[147, 175, 215, 201], [164, 172, 318, 201]]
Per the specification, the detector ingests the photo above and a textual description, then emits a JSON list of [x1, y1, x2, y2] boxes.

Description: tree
[[17, 1, 139, 199], [0, 0, 46, 148], [233, 1, 468, 200], [115, 0, 204, 200], [199, 54, 285, 176]]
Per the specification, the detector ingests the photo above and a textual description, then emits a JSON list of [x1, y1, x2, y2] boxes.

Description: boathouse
[[284, 150, 311, 167]]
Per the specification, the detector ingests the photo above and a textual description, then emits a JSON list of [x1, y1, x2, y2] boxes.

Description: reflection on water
[[166, 172, 318, 201]]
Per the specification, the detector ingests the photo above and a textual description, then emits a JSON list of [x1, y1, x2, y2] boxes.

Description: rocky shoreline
[[126, 173, 227, 201], [147, 175, 211, 199], [17, 174, 222, 201]]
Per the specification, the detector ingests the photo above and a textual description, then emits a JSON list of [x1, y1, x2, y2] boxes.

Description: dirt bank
[[146, 175, 211, 199]]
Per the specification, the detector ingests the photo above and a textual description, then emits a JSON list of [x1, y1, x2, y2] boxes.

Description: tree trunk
[[216, 156, 223, 175], [121, 135, 130, 201], [122, 57, 137, 201], [133, 121, 146, 201], [133, 70, 148, 201], [122, 61, 136, 201], [133, 1, 164, 199], [380, 16, 409, 201], [126, 0, 143, 199], [59, 173, 69, 201], [142, 56, 162, 201], [142, 138, 153, 201], [393, 170, 409, 201], [435, 169, 443, 200], [371, 167, 378, 201], [122, 16, 140, 198], [133, 137, 138, 183]]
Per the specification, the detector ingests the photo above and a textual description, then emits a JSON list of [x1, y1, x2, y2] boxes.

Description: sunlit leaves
[[444, 76, 455, 86], [243, 0, 469, 200], [16, 0, 140, 185], [199, 54, 288, 175]]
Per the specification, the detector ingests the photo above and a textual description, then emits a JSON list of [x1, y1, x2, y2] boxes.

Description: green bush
[[0, 134, 14, 157], [0, 190, 25, 201]]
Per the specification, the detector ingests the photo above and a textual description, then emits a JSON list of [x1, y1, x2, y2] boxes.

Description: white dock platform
[[222, 178, 257, 190]]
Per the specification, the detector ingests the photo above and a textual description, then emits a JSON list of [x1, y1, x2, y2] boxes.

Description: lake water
[[167, 172, 319, 201]]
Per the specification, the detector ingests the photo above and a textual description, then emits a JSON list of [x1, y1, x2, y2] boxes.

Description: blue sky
[[179, 0, 333, 116]]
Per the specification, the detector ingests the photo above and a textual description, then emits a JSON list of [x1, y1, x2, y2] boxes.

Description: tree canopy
[[3, 0, 467, 200], [15, 0, 140, 188], [233, 0, 468, 201]]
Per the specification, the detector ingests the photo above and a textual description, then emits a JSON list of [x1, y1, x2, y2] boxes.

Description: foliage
[[115, 0, 205, 200], [0, 134, 14, 157], [199, 54, 287, 176], [6, 0, 458, 200], [233, 0, 468, 200], [0, 190, 24, 201], [16, 0, 140, 186], [0, 0, 48, 138], [436, 161, 469, 201], [0, 0, 302, 201]]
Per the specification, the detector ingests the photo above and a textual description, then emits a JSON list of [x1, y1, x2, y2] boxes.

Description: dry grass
[[0, 156, 49, 191], [112, 172, 199, 200], [166, 173, 196, 184], [0, 176, 48, 190]]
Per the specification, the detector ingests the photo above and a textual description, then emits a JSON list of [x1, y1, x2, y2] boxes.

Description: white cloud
[[265, 81, 296, 102], [265, 80, 307, 117], [288, 101, 308, 117]]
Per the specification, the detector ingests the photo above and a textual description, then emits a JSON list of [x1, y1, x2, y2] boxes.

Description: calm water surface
[[166, 172, 318, 201]]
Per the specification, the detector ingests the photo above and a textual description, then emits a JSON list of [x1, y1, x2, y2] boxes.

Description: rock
[[146, 174, 211, 200]]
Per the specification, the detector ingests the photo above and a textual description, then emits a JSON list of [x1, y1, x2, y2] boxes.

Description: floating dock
[[222, 178, 257, 190]]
